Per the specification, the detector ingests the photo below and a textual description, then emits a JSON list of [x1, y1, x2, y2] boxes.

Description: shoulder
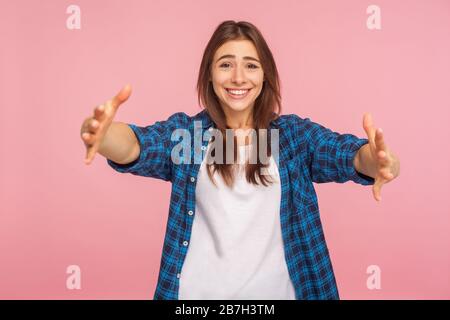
[[165, 111, 191, 125], [272, 113, 313, 129], [165, 111, 317, 132], [145, 111, 193, 132], [165, 109, 213, 128]]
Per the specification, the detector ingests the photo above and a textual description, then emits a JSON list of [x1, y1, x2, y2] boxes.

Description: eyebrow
[[216, 54, 260, 63]]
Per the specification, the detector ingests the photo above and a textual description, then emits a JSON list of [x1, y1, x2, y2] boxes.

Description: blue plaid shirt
[[107, 109, 374, 300]]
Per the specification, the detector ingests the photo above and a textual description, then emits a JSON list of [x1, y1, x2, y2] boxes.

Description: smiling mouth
[[225, 88, 252, 100]]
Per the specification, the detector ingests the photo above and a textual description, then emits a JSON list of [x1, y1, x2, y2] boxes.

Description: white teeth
[[227, 89, 248, 95]]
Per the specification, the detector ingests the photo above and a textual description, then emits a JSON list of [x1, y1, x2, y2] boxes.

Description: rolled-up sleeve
[[300, 117, 375, 185], [107, 112, 188, 182]]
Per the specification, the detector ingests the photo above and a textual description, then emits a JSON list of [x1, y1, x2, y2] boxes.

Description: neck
[[223, 107, 254, 129]]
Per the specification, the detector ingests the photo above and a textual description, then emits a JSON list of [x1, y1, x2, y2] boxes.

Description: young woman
[[80, 20, 400, 300]]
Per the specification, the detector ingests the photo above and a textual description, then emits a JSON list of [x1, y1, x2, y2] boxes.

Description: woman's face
[[210, 39, 265, 117]]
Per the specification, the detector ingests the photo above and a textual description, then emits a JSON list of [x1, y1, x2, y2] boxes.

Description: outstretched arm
[[353, 113, 400, 202]]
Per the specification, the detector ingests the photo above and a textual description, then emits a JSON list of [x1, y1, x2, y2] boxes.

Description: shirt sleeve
[[106, 112, 187, 182], [301, 117, 375, 185]]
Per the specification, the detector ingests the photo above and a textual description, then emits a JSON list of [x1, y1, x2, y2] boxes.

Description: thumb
[[111, 84, 132, 110], [363, 112, 375, 145]]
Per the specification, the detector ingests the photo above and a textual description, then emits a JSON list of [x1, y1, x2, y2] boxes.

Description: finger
[[372, 180, 384, 202], [362, 113, 376, 147], [111, 84, 132, 110], [379, 167, 394, 180], [85, 145, 97, 165], [81, 132, 95, 145], [87, 119, 100, 134], [375, 128, 388, 152], [377, 150, 391, 167], [81, 117, 91, 134], [94, 104, 105, 121]]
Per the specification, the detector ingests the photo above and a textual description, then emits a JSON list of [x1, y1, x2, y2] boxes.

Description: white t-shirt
[[178, 142, 296, 300]]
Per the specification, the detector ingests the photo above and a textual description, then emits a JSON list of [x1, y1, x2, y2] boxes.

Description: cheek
[[249, 73, 264, 85], [211, 70, 228, 83], [250, 77, 264, 90], [211, 77, 224, 90]]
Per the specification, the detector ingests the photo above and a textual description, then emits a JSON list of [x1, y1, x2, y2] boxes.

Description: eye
[[219, 63, 260, 69]]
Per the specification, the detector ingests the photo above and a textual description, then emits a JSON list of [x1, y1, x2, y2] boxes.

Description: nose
[[231, 65, 247, 84]]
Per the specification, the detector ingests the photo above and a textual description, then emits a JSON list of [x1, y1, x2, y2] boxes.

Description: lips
[[225, 88, 252, 100]]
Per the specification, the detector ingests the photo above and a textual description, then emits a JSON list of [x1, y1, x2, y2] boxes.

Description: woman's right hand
[[80, 84, 132, 165]]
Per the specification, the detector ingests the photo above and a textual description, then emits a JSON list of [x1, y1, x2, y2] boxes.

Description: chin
[[223, 102, 254, 113], [222, 96, 256, 111]]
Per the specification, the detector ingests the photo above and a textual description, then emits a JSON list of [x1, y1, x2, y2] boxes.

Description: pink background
[[1, 0, 449, 299]]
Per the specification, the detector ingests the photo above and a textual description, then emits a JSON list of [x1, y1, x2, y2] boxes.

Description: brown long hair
[[197, 20, 282, 188]]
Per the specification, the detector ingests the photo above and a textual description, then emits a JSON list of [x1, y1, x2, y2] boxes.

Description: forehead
[[213, 40, 259, 60]]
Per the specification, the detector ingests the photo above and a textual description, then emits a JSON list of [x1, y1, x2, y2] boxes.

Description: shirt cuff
[[345, 138, 375, 186]]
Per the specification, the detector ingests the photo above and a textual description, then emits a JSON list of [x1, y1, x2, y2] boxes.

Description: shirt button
[[190, 177, 195, 182], [177, 273, 181, 279], [201, 145, 207, 151], [188, 210, 194, 216], [183, 241, 189, 247]]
